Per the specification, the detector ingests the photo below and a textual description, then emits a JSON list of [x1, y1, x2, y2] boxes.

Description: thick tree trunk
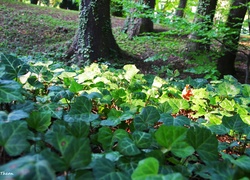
[[123, 0, 155, 39], [217, 0, 247, 76], [30, 0, 38, 4], [186, 0, 218, 53], [68, 0, 121, 65], [175, 0, 188, 18]]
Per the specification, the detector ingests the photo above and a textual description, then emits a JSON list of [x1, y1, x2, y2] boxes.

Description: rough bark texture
[[175, 0, 188, 18], [123, 0, 155, 39], [186, 0, 218, 53], [217, 0, 247, 76], [68, 0, 121, 65]]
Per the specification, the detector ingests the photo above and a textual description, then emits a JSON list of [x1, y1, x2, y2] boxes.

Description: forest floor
[[0, 0, 249, 83]]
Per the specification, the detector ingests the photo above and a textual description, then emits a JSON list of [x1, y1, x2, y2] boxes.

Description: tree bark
[[67, 0, 121, 65], [217, 0, 247, 76], [30, 0, 38, 4], [175, 0, 188, 18], [123, 0, 155, 39], [186, 0, 218, 53]]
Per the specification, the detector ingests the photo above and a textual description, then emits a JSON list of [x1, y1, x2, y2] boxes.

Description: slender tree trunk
[[175, 0, 188, 18], [186, 0, 218, 53], [67, 0, 121, 65], [123, 0, 155, 39], [217, 0, 247, 76], [248, 3, 250, 35]]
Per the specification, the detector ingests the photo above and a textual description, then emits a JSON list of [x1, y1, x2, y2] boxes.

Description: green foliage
[[0, 53, 249, 179]]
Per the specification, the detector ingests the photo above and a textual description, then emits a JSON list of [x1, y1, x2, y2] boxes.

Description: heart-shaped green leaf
[[134, 106, 160, 131], [187, 126, 219, 162], [0, 154, 55, 179], [0, 80, 24, 103], [0, 121, 30, 156]]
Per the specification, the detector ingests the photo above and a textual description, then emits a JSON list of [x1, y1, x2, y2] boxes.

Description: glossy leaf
[[117, 137, 141, 156], [167, 99, 189, 114], [66, 121, 89, 138], [0, 121, 30, 156], [222, 114, 249, 133], [160, 114, 190, 126], [0, 110, 29, 122], [45, 132, 91, 169], [0, 80, 24, 103], [0, 53, 29, 80], [155, 125, 194, 158], [132, 131, 152, 149], [69, 79, 84, 93], [0, 155, 55, 179], [64, 96, 99, 122], [187, 126, 219, 162], [93, 158, 130, 180], [134, 106, 160, 131], [132, 157, 159, 179], [26, 111, 51, 132]]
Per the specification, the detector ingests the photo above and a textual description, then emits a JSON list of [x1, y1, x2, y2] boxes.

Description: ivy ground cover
[[0, 53, 250, 179]]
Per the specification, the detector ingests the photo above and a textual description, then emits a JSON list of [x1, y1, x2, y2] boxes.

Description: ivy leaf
[[132, 131, 152, 149], [155, 125, 194, 158], [26, 111, 51, 132], [217, 81, 241, 97], [66, 121, 89, 138], [0, 80, 24, 103], [0, 155, 55, 179], [160, 114, 190, 126], [0, 53, 29, 80], [123, 64, 139, 82], [101, 109, 133, 127], [93, 158, 130, 180], [208, 124, 230, 135], [98, 127, 113, 151], [220, 98, 235, 111], [40, 149, 68, 172], [45, 133, 91, 169], [39, 103, 63, 119], [50, 89, 74, 102], [0, 121, 30, 156], [187, 126, 219, 162], [64, 96, 99, 122], [231, 155, 250, 172], [242, 84, 250, 97], [27, 76, 44, 89], [134, 106, 160, 131], [117, 137, 141, 156], [168, 99, 190, 114], [222, 114, 249, 133], [69, 79, 84, 93], [0, 110, 29, 122], [131, 157, 159, 179]]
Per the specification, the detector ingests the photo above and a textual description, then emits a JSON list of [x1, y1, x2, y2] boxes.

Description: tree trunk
[[217, 0, 247, 76], [186, 0, 218, 53], [175, 0, 188, 18], [68, 0, 121, 65], [123, 0, 155, 39], [248, 4, 250, 35], [30, 0, 38, 4]]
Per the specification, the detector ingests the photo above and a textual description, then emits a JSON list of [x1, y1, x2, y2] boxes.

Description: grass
[[0, 0, 78, 55]]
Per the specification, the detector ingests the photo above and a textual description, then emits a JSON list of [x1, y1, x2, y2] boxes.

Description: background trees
[[5, 0, 250, 81], [217, 0, 248, 76]]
